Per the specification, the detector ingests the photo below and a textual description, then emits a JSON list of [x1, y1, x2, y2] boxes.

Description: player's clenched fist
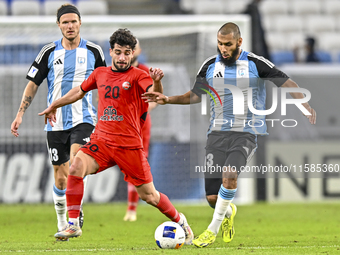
[[149, 67, 164, 82]]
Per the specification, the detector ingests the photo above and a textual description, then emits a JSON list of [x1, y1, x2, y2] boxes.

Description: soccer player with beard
[[123, 39, 157, 222], [39, 28, 194, 244], [142, 22, 316, 248]]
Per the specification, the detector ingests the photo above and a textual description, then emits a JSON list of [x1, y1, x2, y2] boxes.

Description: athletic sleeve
[[248, 53, 289, 87], [86, 42, 106, 68], [191, 56, 216, 97], [81, 68, 98, 92], [138, 70, 153, 92], [26, 42, 55, 86]]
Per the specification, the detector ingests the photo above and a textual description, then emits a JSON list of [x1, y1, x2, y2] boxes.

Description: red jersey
[[81, 66, 153, 149], [137, 63, 152, 156]]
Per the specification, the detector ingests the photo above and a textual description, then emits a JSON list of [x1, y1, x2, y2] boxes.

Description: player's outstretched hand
[[10, 117, 22, 137], [149, 67, 164, 82], [38, 106, 57, 127], [142, 91, 169, 105], [306, 107, 316, 125]]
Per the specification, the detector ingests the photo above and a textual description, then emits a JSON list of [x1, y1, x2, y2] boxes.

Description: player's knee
[[69, 157, 83, 176], [206, 195, 217, 208], [222, 177, 238, 189], [140, 193, 158, 206]]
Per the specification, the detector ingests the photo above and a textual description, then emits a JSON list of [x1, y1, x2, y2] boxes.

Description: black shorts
[[46, 123, 94, 165], [204, 131, 257, 196]]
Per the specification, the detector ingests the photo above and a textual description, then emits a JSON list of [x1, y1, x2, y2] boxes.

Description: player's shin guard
[[208, 185, 237, 235], [156, 193, 181, 222], [127, 182, 139, 211], [53, 184, 67, 231], [66, 175, 84, 222]]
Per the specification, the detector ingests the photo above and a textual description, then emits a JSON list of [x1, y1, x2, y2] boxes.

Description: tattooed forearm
[[19, 96, 33, 113]]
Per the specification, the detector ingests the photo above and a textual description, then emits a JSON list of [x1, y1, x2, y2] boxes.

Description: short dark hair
[[109, 29, 137, 50], [218, 22, 241, 39]]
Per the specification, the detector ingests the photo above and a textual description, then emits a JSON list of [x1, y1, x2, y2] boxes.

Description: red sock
[[127, 182, 139, 211], [66, 175, 84, 219], [156, 193, 181, 222]]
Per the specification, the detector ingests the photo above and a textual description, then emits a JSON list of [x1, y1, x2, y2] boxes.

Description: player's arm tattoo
[[19, 96, 33, 113]]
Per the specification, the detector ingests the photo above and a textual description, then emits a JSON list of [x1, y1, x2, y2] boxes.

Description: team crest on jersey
[[238, 68, 246, 77], [78, 57, 86, 64], [122, 81, 131, 90], [100, 106, 124, 121]]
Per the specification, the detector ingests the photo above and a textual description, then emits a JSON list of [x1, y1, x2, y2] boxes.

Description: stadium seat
[[259, 0, 289, 16], [192, 0, 224, 14], [304, 15, 336, 35], [11, 0, 41, 15], [316, 33, 340, 62], [323, 0, 340, 15], [223, 0, 249, 14], [270, 50, 295, 66], [262, 15, 276, 32], [315, 51, 332, 63], [317, 32, 340, 52], [290, 0, 321, 16], [180, 0, 195, 13], [266, 32, 286, 51], [0, 0, 7, 15], [273, 15, 303, 33], [76, 0, 108, 15], [43, 0, 65, 15]]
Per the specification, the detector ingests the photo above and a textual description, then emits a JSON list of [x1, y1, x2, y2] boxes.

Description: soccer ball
[[154, 221, 185, 249]]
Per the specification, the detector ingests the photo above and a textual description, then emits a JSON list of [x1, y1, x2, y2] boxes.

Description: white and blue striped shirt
[[192, 50, 289, 135], [27, 38, 106, 131]]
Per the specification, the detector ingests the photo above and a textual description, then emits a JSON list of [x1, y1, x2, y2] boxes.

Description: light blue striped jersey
[[26, 38, 106, 131], [192, 50, 289, 135]]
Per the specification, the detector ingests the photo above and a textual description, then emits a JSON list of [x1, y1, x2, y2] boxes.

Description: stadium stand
[[289, 0, 321, 17], [3, 0, 340, 65], [223, 0, 249, 14], [192, 0, 224, 14], [76, 0, 109, 15], [259, 0, 289, 16], [43, 0, 65, 16], [11, 0, 40, 15], [323, 0, 340, 16], [0, 0, 7, 15]]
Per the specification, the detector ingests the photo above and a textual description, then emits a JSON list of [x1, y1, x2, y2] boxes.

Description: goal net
[[0, 15, 251, 203]]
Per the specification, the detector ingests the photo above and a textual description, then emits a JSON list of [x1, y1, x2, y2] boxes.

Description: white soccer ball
[[154, 221, 185, 249]]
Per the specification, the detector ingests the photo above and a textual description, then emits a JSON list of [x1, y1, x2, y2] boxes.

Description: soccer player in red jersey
[[124, 39, 157, 222], [39, 28, 194, 244]]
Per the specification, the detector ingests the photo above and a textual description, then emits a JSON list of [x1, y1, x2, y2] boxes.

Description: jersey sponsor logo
[[122, 81, 131, 90], [78, 57, 86, 64], [214, 71, 223, 78], [54, 59, 63, 65], [100, 106, 124, 121], [238, 68, 246, 77], [27, 66, 39, 78]]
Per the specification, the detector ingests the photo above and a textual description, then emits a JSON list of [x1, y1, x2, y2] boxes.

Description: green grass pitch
[[0, 202, 339, 254]]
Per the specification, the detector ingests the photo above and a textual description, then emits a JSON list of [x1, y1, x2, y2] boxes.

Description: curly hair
[[109, 28, 137, 50]]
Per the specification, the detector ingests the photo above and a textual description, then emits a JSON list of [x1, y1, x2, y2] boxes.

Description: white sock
[[208, 195, 231, 235], [52, 185, 67, 231], [69, 217, 79, 226], [225, 204, 233, 218], [207, 185, 237, 235]]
